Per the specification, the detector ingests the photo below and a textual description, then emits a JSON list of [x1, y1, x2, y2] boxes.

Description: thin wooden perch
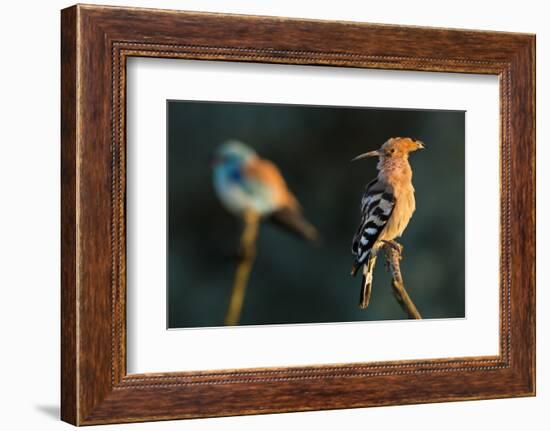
[[383, 241, 422, 319], [224, 209, 260, 326]]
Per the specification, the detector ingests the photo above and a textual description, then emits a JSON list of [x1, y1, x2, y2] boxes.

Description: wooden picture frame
[[61, 4, 535, 425]]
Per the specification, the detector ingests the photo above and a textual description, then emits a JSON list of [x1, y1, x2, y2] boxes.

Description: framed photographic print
[[61, 4, 535, 425]]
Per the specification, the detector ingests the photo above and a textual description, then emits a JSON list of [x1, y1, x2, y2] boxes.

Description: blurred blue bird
[[212, 140, 319, 242]]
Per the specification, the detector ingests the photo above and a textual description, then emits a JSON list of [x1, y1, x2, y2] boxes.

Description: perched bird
[[212, 140, 319, 242], [350, 137, 425, 309]]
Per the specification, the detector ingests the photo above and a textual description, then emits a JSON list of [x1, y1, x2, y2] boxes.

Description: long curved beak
[[351, 150, 381, 162]]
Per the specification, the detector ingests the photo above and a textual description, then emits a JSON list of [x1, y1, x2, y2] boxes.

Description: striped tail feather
[[359, 254, 377, 309]]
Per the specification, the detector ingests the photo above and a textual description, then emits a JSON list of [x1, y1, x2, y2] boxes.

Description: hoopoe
[[212, 140, 319, 242], [350, 137, 425, 309]]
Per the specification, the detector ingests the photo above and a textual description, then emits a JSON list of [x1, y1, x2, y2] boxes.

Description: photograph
[[167, 100, 466, 328]]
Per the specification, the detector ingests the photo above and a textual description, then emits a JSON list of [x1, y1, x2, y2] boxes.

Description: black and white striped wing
[[351, 182, 395, 271]]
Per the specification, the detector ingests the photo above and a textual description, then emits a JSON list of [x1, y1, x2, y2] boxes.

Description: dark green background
[[167, 100, 465, 328]]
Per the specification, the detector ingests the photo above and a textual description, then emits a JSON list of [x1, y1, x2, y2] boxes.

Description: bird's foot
[[382, 240, 403, 255], [382, 240, 403, 270]]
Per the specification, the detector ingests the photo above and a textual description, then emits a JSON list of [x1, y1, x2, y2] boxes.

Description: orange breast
[[243, 158, 299, 210]]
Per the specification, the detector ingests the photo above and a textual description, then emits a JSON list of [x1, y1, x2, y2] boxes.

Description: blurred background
[[167, 100, 465, 328]]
